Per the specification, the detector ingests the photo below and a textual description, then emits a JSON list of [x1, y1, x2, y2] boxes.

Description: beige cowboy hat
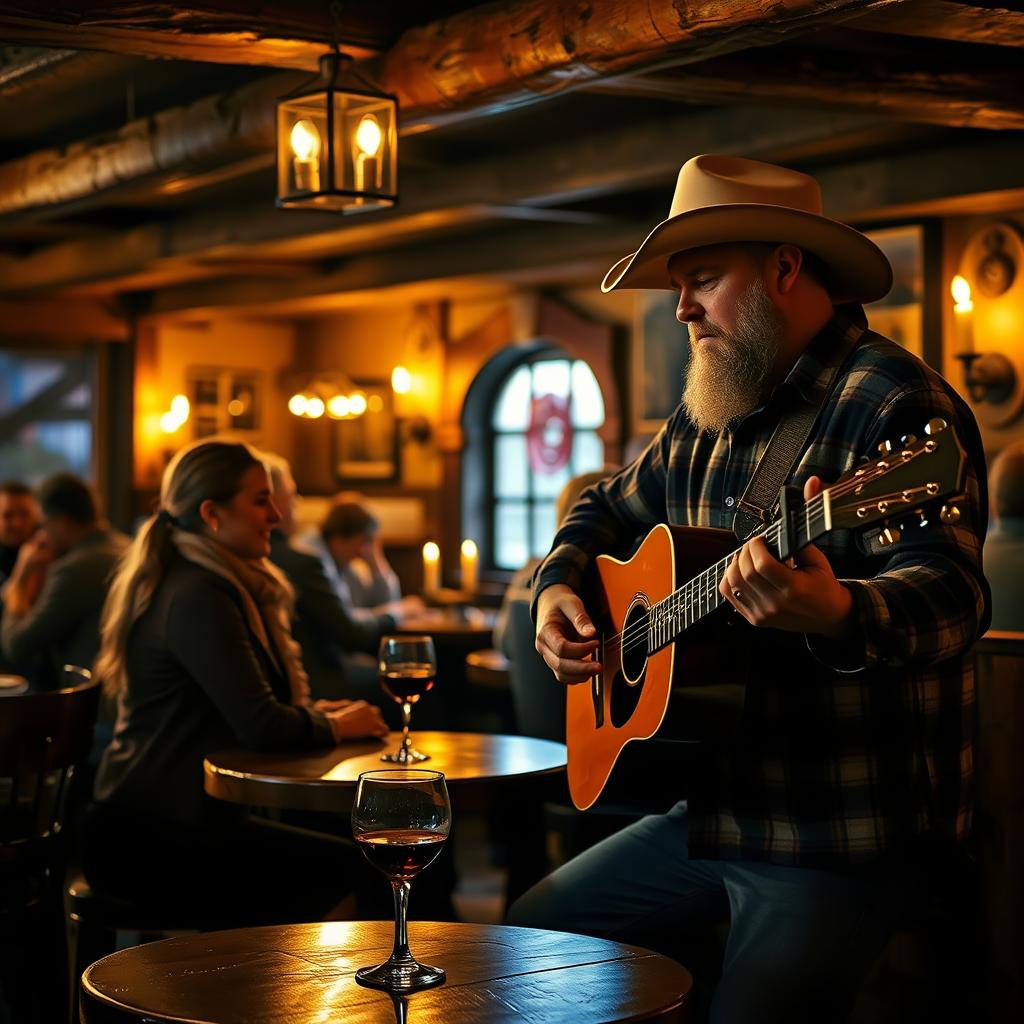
[[601, 154, 892, 304]]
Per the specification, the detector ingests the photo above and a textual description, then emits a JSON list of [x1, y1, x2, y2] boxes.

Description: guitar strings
[[606, 449, 925, 656]]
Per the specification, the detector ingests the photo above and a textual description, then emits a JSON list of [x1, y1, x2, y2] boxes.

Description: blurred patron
[[321, 498, 424, 621], [0, 480, 39, 585], [985, 440, 1024, 631], [262, 452, 399, 705], [84, 441, 388, 925], [1, 473, 127, 680]]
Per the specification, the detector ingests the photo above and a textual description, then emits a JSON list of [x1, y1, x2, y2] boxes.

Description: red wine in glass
[[352, 769, 451, 993], [379, 636, 436, 764], [380, 664, 436, 706], [356, 828, 447, 880]]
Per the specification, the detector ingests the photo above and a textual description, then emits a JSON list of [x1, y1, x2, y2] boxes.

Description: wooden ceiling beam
[[374, 0, 907, 128], [586, 50, 1024, 131], [0, 0, 908, 219], [852, 0, 1024, 48], [0, 1, 383, 71], [0, 106, 897, 294]]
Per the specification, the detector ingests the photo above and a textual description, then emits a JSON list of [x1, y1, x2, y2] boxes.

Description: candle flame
[[423, 541, 440, 561], [951, 275, 973, 312]]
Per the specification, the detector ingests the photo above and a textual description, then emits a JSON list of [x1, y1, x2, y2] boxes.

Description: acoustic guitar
[[566, 418, 968, 810]]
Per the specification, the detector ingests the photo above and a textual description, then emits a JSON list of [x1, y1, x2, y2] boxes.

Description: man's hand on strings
[[535, 583, 602, 685], [720, 476, 854, 638]]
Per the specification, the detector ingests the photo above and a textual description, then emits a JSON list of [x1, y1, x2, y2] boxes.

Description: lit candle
[[422, 541, 440, 594], [460, 539, 478, 596], [951, 275, 974, 356]]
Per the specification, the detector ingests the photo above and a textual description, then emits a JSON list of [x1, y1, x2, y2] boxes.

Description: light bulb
[[391, 366, 411, 394], [290, 119, 321, 162], [327, 394, 351, 419], [160, 411, 180, 434], [951, 275, 973, 312], [170, 394, 189, 421], [355, 114, 382, 157], [348, 391, 367, 416], [305, 396, 325, 419], [288, 393, 309, 417]]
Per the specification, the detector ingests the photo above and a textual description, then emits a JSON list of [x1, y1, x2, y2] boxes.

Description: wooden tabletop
[[205, 731, 566, 813], [80, 920, 692, 1024]]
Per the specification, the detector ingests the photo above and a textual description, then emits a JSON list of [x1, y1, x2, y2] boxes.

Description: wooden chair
[[0, 670, 100, 1024]]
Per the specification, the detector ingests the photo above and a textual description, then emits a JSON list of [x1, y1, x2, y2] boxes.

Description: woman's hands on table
[[316, 699, 390, 742]]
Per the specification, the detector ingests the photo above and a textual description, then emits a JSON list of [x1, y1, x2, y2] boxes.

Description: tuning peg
[[924, 418, 947, 436], [940, 504, 962, 524], [877, 525, 901, 547], [900, 433, 917, 446], [877, 439, 895, 454]]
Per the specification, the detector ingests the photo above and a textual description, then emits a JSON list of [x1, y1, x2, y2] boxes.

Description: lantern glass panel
[[331, 91, 397, 206], [277, 94, 330, 203]]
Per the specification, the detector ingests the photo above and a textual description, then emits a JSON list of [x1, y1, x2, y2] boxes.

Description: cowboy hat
[[601, 154, 892, 304]]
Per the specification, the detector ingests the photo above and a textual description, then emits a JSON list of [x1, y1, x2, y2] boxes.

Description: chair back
[[505, 597, 565, 742], [0, 668, 101, 869]]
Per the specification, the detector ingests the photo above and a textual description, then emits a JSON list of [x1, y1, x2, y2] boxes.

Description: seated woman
[[82, 440, 389, 925]]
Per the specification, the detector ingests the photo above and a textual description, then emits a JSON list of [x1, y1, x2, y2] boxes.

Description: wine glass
[[379, 635, 436, 763], [352, 768, 451, 991]]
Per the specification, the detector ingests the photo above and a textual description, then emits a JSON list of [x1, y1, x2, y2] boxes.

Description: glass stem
[[400, 702, 412, 756], [389, 879, 414, 965]]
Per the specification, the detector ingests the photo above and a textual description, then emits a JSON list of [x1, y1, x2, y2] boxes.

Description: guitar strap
[[732, 321, 866, 542]]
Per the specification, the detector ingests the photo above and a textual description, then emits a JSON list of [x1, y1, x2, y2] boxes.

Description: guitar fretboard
[[642, 496, 833, 656]]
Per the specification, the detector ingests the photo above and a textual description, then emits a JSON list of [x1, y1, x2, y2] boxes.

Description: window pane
[[572, 431, 604, 473], [495, 434, 529, 498], [570, 360, 605, 428], [495, 500, 529, 570], [0, 352, 94, 484], [532, 501, 557, 558], [492, 366, 531, 430], [533, 461, 570, 499], [531, 359, 570, 400]]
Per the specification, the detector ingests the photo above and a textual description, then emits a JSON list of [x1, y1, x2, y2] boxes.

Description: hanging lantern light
[[277, 52, 397, 212]]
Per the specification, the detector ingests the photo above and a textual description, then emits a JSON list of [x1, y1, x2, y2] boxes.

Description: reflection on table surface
[[397, 606, 495, 635], [80, 921, 693, 1024], [204, 731, 567, 813]]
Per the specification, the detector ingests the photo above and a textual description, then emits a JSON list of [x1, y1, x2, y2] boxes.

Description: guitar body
[[564, 420, 967, 810], [566, 524, 739, 810]]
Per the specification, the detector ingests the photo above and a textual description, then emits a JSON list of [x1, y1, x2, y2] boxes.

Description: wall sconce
[[276, 52, 397, 212], [160, 394, 190, 434], [952, 222, 1023, 423], [951, 275, 1016, 405]]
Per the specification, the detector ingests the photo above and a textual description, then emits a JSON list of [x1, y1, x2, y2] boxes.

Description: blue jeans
[[507, 802, 915, 1024]]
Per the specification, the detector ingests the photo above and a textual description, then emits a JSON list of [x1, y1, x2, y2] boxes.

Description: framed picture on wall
[[864, 225, 924, 356], [186, 367, 263, 436], [633, 291, 689, 432], [332, 380, 398, 483]]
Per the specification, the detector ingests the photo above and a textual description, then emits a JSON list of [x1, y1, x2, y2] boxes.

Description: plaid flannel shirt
[[534, 307, 990, 867]]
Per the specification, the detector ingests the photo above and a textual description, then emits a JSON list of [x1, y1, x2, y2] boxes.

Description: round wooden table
[[80, 920, 692, 1023], [204, 731, 566, 814]]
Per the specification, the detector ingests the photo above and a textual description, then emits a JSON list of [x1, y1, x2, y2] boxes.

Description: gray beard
[[681, 279, 785, 435]]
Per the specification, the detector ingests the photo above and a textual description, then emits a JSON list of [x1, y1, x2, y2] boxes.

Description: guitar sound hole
[[611, 602, 648, 728]]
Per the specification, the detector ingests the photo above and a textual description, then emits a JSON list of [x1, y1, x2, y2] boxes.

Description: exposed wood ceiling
[[0, 0, 1022, 321]]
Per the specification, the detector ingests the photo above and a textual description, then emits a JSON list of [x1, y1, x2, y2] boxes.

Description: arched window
[[489, 350, 605, 570]]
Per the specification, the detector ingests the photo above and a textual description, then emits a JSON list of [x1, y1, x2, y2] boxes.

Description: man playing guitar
[[507, 155, 990, 1024]]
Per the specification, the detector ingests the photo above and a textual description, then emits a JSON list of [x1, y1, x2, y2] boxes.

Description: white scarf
[[172, 531, 310, 706]]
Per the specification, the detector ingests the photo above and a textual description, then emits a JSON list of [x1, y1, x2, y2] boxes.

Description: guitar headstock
[[825, 419, 967, 535]]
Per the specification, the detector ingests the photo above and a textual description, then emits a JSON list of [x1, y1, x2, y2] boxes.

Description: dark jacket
[[1, 526, 128, 676], [269, 531, 393, 700], [93, 553, 334, 827]]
